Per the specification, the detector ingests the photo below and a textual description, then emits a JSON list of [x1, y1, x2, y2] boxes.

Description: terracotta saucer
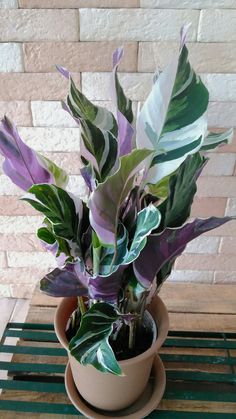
[[65, 354, 166, 419]]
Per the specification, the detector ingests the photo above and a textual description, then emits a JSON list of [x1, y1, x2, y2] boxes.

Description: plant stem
[[77, 296, 86, 316], [128, 321, 136, 350]]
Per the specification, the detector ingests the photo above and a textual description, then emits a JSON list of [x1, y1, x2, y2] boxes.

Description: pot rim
[[54, 294, 169, 367]]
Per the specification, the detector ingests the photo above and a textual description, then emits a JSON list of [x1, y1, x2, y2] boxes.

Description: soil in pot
[[65, 308, 157, 362]]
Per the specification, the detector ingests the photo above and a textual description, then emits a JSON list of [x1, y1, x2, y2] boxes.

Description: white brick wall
[[0, 2, 236, 298]]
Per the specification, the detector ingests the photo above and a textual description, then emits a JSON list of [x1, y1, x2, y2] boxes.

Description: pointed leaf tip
[[180, 23, 191, 49], [56, 64, 70, 79], [112, 47, 124, 69]]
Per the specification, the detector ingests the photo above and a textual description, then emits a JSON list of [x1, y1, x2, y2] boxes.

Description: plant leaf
[[111, 48, 134, 156], [88, 266, 126, 303], [57, 66, 118, 136], [88, 148, 153, 245], [124, 204, 161, 265], [200, 129, 233, 151], [69, 302, 122, 375], [37, 154, 69, 189], [134, 216, 233, 288], [0, 116, 53, 191], [136, 30, 209, 184], [80, 119, 119, 182], [158, 153, 207, 230], [40, 265, 88, 297], [22, 184, 83, 258]]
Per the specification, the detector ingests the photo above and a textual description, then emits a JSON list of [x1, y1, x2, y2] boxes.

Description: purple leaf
[[88, 266, 125, 303], [40, 240, 67, 268], [40, 264, 88, 298], [134, 217, 233, 288], [117, 110, 134, 156], [0, 116, 53, 191], [56, 64, 70, 80]]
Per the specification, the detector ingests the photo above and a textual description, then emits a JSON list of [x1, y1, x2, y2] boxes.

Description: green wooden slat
[[147, 412, 236, 418], [3, 330, 58, 342], [0, 400, 79, 415], [167, 370, 236, 383], [0, 379, 65, 393], [0, 361, 65, 374], [161, 353, 236, 365], [164, 389, 236, 402], [164, 338, 236, 349], [7, 323, 54, 330], [168, 331, 236, 339], [0, 344, 67, 356]]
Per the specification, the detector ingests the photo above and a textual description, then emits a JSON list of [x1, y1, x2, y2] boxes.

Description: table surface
[[0, 282, 236, 418]]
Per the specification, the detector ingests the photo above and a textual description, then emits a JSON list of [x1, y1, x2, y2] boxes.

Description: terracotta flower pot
[[54, 295, 169, 411]]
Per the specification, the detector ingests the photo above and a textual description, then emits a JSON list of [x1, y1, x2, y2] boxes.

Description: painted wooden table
[[0, 283, 236, 418]]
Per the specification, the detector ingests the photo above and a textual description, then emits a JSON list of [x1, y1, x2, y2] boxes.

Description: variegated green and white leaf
[[136, 32, 209, 184], [69, 302, 122, 375], [124, 204, 161, 265], [200, 128, 233, 151], [37, 154, 69, 189], [80, 119, 119, 183], [68, 77, 118, 136]]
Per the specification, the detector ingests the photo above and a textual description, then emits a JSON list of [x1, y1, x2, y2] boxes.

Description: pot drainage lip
[[65, 354, 166, 419]]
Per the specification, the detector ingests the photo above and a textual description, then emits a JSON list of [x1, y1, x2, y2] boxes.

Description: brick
[[18, 127, 81, 151], [10, 283, 36, 298], [202, 154, 236, 176], [80, 9, 199, 42], [0, 175, 22, 195], [0, 43, 23, 72], [0, 267, 46, 283], [0, 216, 42, 233], [0, 252, 6, 268], [31, 101, 77, 128], [0, 284, 11, 297], [19, 0, 139, 7], [7, 251, 56, 268], [0, 9, 79, 42], [138, 42, 236, 74], [169, 269, 213, 284], [226, 198, 236, 216], [191, 197, 227, 218], [175, 254, 236, 271], [207, 103, 236, 128], [82, 72, 152, 101], [67, 175, 88, 199], [0, 101, 32, 126], [197, 177, 236, 198], [198, 10, 236, 42], [214, 271, 236, 284], [200, 74, 236, 102], [0, 196, 37, 215], [0, 234, 42, 251], [141, 0, 236, 7], [23, 42, 138, 73], [42, 152, 82, 174], [0, 0, 18, 8], [184, 236, 220, 254], [0, 73, 80, 101], [220, 237, 236, 255]]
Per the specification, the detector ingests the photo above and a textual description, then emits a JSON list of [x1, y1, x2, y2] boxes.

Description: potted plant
[[0, 26, 234, 416]]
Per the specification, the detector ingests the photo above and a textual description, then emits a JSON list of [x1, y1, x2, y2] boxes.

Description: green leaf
[[37, 226, 55, 244], [68, 77, 118, 136], [99, 224, 129, 275], [137, 40, 209, 184], [112, 48, 133, 124], [23, 184, 78, 240], [124, 204, 161, 265], [37, 154, 69, 189], [80, 119, 118, 182], [158, 153, 207, 230], [69, 302, 122, 375], [200, 128, 233, 151], [148, 173, 173, 199], [88, 148, 153, 245]]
